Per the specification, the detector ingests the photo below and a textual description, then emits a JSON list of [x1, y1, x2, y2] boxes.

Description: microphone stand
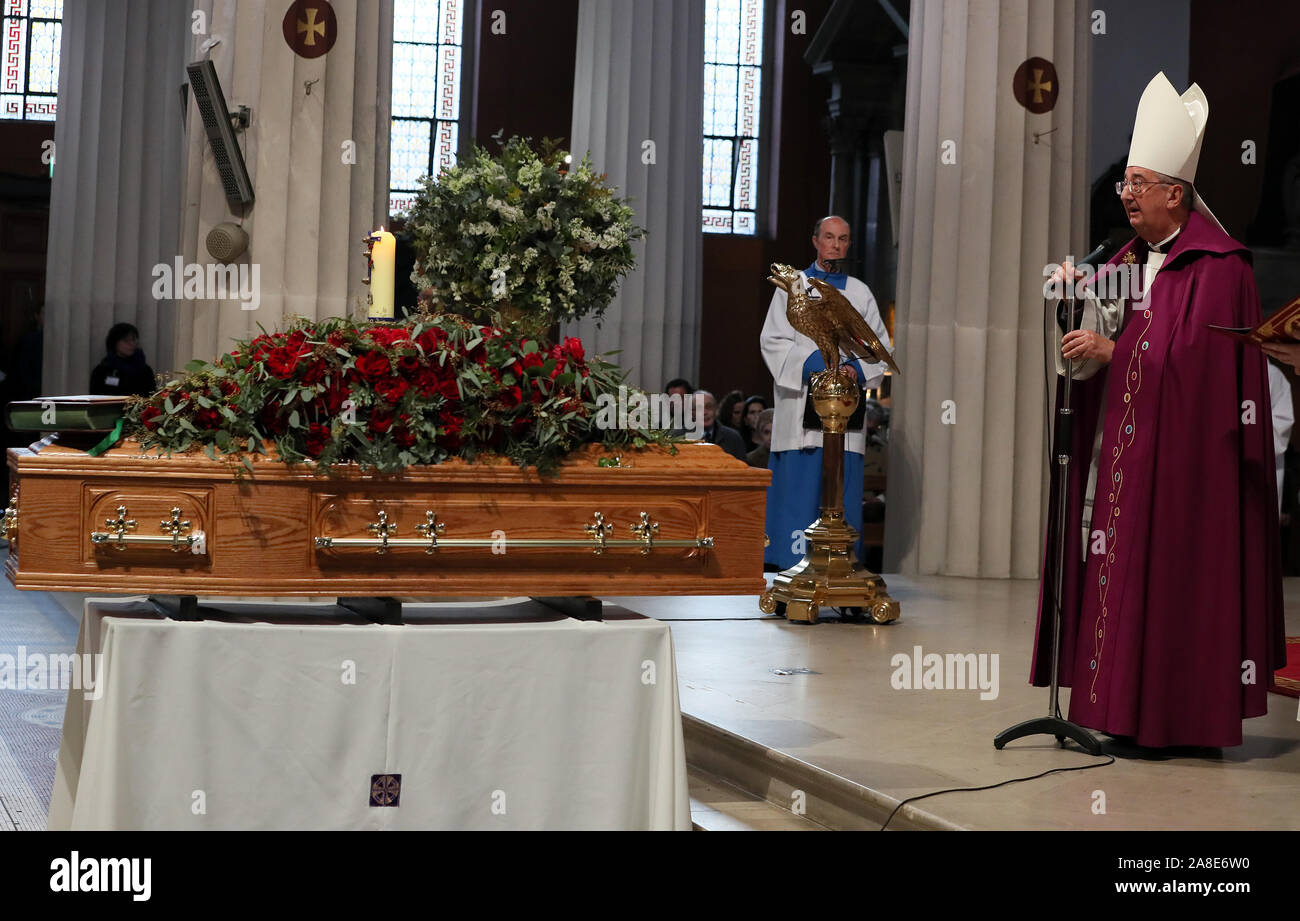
[[994, 273, 1102, 755]]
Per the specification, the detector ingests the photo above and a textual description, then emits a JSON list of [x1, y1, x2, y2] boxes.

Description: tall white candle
[[368, 228, 396, 320]]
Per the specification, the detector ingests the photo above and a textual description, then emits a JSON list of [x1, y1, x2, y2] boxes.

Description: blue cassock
[[764, 262, 865, 569]]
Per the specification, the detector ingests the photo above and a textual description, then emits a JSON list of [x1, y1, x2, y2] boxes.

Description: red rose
[[140, 404, 163, 431], [368, 408, 394, 434], [437, 409, 463, 450], [396, 353, 421, 377], [374, 377, 410, 404], [194, 407, 221, 429], [549, 344, 564, 360], [434, 377, 460, 401], [327, 331, 347, 349], [266, 346, 301, 380], [413, 366, 441, 398], [365, 326, 411, 348], [520, 351, 544, 370], [285, 330, 308, 353], [300, 359, 327, 386], [218, 379, 240, 397], [248, 335, 275, 361], [563, 337, 585, 362], [393, 414, 416, 449], [304, 422, 330, 458], [260, 402, 287, 435], [355, 350, 392, 382], [323, 376, 349, 414], [416, 328, 446, 354], [499, 385, 523, 409]]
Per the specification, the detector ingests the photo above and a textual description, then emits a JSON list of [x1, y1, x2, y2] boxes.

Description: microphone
[[1075, 230, 1130, 270], [1055, 231, 1130, 329]]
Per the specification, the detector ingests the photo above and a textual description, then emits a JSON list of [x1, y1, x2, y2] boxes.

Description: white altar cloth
[[48, 598, 689, 830]]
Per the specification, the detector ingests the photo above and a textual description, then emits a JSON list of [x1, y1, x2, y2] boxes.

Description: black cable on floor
[[879, 752, 1116, 831]]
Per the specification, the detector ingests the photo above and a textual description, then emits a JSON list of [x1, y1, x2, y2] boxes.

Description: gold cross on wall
[[1029, 68, 1053, 104], [298, 8, 325, 45]]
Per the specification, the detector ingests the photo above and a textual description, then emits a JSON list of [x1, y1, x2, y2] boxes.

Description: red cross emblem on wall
[[1012, 57, 1059, 115], [282, 0, 338, 59]]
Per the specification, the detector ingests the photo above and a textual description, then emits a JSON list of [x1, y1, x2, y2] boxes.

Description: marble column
[[173, 0, 392, 366], [884, 0, 1090, 578], [565, 0, 703, 391], [43, 0, 189, 394]]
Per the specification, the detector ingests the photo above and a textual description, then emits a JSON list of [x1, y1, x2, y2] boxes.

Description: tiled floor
[[647, 575, 1300, 830], [0, 578, 80, 831]]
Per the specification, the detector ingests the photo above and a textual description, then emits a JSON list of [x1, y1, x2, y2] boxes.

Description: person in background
[[663, 377, 694, 431], [718, 389, 745, 434], [747, 407, 773, 468], [693, 390, 747, 461], [761, 214, 892, 569], [90, 323, 156, 397], [741, 395, 767, 451]]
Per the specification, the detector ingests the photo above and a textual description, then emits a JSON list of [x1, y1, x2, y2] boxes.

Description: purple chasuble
[[1030, 211, 1287, 747]]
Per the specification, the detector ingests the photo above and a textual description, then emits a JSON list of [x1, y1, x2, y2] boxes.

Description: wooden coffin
[[4, 440, 770, 597]]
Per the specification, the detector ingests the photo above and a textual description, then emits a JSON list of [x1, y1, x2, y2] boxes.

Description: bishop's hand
[[1047, 260, 1087, 302], [1062, 329, 1113, 364]]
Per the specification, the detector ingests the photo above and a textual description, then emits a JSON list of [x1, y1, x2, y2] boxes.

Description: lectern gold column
[[759, 367, 901, 624]]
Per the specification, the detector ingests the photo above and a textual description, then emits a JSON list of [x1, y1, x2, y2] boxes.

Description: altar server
[[760, 215, 892, 570]]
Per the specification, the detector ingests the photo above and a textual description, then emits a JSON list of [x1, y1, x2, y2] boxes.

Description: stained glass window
[[389, 0, 465, 218], [1, 0, 62, 122], [703, 0, 763, 234]]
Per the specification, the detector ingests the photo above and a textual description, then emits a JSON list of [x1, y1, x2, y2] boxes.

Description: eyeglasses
[[1114, 178, 1174, 196]]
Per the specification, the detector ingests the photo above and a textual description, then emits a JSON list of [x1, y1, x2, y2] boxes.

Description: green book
[[6, 396, 130, 433]]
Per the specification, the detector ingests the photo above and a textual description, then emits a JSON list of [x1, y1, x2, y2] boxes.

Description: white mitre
[[1127, 72, 1226, 233]]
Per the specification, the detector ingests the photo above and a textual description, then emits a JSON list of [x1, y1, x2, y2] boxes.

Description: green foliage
[[404, 136, 644, 337]]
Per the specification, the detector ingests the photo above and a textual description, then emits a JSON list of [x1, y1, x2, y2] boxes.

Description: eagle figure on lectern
[[767, 262, 900, 377]]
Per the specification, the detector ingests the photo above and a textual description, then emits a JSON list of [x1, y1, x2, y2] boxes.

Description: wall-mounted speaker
[[206, 222, 249, 264], [186, 59, 255, 210]]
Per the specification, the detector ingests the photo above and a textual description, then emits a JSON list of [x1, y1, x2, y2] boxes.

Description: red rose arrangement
[[125, 315, 672, 475]]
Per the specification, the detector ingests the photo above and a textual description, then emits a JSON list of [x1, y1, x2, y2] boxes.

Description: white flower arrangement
[[407, 137, 644, 339]]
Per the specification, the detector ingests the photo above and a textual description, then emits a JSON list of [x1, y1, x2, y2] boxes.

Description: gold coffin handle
[[90, 505, 206, 554], [314, 509, 713, 555]]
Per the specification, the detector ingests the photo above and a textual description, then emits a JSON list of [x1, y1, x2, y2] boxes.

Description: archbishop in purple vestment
[[1032, 213, 1286, 747], [1030, 73, 1286, 748]]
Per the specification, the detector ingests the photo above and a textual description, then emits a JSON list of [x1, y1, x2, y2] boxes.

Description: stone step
[[688, 766, 827, 831], [684, 713, 965, 831]]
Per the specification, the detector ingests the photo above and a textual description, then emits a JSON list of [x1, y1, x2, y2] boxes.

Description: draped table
[[48, 598, 689, 830]]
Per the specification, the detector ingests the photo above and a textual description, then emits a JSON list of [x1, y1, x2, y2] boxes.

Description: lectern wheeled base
[[758, 517, 900, 625]]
